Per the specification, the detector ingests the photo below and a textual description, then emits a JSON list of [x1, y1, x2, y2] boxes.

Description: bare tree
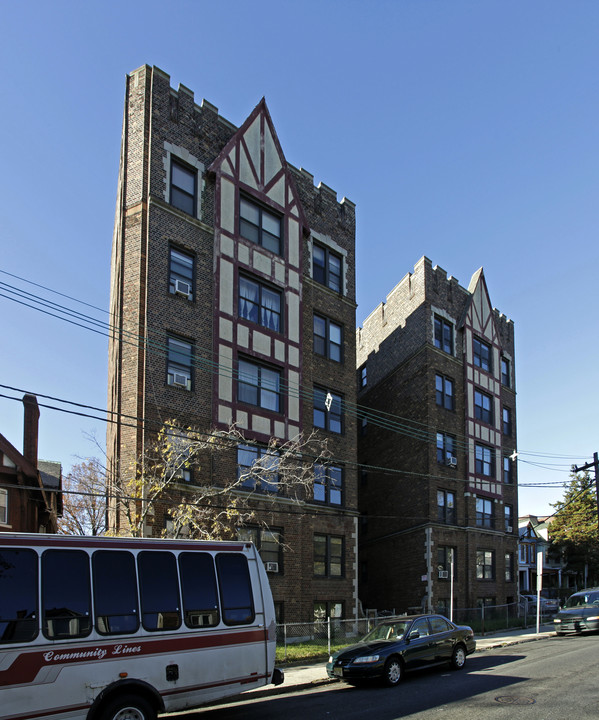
[[58, 458, 107, 536], [110, 421, 330, 540]]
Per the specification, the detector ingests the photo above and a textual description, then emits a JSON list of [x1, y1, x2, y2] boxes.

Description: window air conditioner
[[175, 279, 191, 297], [265, 562, 279, 573], [173, 372, 189, 388], [446, 457, 457, 468], [438, 570, 449, 579], [506, 525, 513, 533]]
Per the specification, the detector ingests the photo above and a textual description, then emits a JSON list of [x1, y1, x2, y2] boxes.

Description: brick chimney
[[22, 394, 40, 467]]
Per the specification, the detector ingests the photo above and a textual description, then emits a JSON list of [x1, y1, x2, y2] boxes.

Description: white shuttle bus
[[0, 533, 283, 720]]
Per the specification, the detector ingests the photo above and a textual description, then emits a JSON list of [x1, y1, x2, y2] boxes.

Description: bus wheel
[[98, 694, 156, 720]]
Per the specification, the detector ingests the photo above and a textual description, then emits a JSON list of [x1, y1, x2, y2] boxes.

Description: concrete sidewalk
[[245, 623, 556, 701]]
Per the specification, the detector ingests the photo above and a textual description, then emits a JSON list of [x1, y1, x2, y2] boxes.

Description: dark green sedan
[[326, 614, 476, 687]]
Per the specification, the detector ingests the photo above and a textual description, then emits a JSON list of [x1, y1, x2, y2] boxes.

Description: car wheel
[[98, 694, 157, 720], [450, 644, 467, 670], [383, 656, 403, 687]]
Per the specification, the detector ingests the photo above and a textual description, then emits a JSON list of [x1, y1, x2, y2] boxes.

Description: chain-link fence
[[275, 602, 558, 657]]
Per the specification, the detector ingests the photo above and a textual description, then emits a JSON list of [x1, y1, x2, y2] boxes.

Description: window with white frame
[[167, 336, 193, 390]]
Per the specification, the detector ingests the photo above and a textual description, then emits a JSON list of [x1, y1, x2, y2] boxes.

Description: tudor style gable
[[209, 100, 307, 443]]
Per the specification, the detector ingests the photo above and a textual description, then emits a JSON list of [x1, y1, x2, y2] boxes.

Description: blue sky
[[1, 1, 597, 516]]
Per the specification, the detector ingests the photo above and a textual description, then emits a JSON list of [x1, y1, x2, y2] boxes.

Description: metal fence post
[[327, 617, 331, 655], [284, 622, 287, 660]]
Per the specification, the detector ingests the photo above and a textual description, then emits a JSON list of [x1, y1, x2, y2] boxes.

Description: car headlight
[[353, 655, 380, 664], [553, 618, 561, 623], [328, 656, 334, 663], [586, 616, 599, 622]]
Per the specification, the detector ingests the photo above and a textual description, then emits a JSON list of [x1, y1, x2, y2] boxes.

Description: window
[[473, 337, 492, 372], [360, 365, 367, 387], [503, 456, 513, 484], [313, 387, 343, 433], [169, 247, 194, 299], [434, 316, 453, 354], [475, 444, 495, 477], [477, 596, 496, 607], [435, 374, 454, 410], [239, 276, 282, 332], [437, 490, 456, 524], [0, 489, 7, 524], [170, 158, 196, 216], [476, 550, 495, 580], [92, 551, 139, 635], [505, 504, 513, 532], [238, 359, 282, 412], [238, 527, 282, 570], [505, 552, 514, 582], [236, 444, 279, 493], [436, 433, 456, 465], [313, 314, 343, 362], [179, 552, 220, 627], [314, 464, 343, 505], [429, 616, 452, 633], [474, 390, 493, 424], [167, 336, 192, 390], [503, 407, 512, 436], [0, 548, 38, 643], [42, 550, 92, 639], [314, 535, 344, 577], [501, 357, 510, 387], [519, 544, 527, 563], [313, 243, 342, 293], [215, 553, 255, 625], [239, 196, 281, 254], [437, 547, 456, 578], [314, 601, 343, 622], [138, 551, 181, 631], [476, 497, 494, 529]]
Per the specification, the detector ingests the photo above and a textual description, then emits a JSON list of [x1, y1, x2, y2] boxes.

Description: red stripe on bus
[[0, 629, 267, 688]]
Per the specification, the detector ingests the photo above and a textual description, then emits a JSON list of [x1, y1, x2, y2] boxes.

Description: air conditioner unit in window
[[265, 562, 279, 573], [173, 372, 189, 388], [446, 457, 457, 468], [438, 570, 449, 579], [175, 279, 191, 297], [506, 525, 513, 533]]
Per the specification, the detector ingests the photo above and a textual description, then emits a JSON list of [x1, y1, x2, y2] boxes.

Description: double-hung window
[[505, 552, 514, 582], [313, 464, 343, 506], [437, 490, 456, 524], [314, 535, 344, 577], [435, 374, 454, 410], [476, 497, 494, 528], [434, 316, 453, 354], [473, 337, 492, 372], [170, 159, 197, 216], [169, 247, 194, 299], [474, 390, 493, 424], [312, 243, 342, 293], [313, 315, 343, 362], [503, 407, 512, 436], [503, 456, 513, 484], [239, 276, 282, 332], [238, 527, 282, 570], [360, 366, 367, 387], [436, 433, 456, 465], [475, 444, 494, 477], [313, 387, 343, 433], [501, 357, 510, 387], [236, 444, 279, 492], [238, 360, 281, 412], [0, 489, 7, 524], [239, 197, 281, 254], [505, 504, 513, 532], [476, 550, 495, 580], [167, 336, 193, 390], [438, 547, 456, 578]]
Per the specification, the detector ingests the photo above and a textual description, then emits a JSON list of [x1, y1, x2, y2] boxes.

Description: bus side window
[[42, 550, 92, 639], [138, 551, 182, 631], [179, 552, 220, 628], [0, 548, 38, 644], [92, 551, 140, 635], [215, 553, 255, 626]]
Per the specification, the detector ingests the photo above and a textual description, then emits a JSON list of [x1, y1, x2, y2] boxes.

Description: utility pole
[[573, 452, 599, 531]]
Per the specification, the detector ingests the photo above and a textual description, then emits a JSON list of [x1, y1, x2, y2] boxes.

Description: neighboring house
[[357, 257, 518, 613], [106, 66, 358, 624], [518, 514, 575, 597], [0, 394, 62, 533]]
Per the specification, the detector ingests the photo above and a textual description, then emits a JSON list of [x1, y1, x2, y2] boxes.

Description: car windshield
[[361, 621, 409, 642], [564, 592, 599, 608]]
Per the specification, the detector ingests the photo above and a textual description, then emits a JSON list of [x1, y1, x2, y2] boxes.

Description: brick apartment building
[[356, 257, 518, 613], [106, 65, 358, 623]]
